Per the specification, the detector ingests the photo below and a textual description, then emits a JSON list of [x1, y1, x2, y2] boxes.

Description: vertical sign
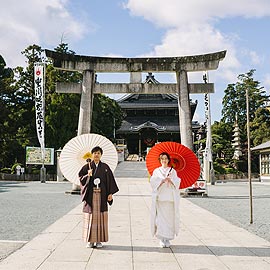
[[203, 71, 213, 185], [34, 63, 45, 160], [204, 92, 212, 162]]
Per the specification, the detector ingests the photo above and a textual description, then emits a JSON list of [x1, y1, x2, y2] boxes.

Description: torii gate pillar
[[177, 70, 193, 148], [78, 70, 94, 135]]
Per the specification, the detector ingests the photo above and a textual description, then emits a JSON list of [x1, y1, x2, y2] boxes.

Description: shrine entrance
[[45, 50, 226, 150]]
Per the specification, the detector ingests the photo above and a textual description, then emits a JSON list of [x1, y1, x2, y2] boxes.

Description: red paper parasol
[[146, 142, 201, 189]]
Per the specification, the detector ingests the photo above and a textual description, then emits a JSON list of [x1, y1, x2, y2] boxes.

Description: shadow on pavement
[[0, 182, 28, 193], [100, 244, 270, 257]]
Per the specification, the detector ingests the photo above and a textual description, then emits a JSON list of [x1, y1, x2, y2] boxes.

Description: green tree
[[0, 42, 124, 169], [217, 69, 269, 173], [211, 121, 234, 160], [0, 44, 41, 168], [250, 107, 270, 146], [0, 55, 15, 167], [221, 83, 238, 125], [221, 69, 268, 145], [45, 43, 82, 149], [91, 94, 123, 140], [9, 45, 44, 166]]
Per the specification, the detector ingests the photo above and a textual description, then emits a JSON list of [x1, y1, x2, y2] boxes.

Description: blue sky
[[1, 0, 270, 123]]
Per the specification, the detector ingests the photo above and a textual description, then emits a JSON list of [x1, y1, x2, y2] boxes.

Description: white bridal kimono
[[150, 166, 181, 240]]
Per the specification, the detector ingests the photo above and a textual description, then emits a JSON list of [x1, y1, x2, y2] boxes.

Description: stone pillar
[[177, 70, 193, 150], [73, 70, 95, 191], [77, 70, 95, 135]]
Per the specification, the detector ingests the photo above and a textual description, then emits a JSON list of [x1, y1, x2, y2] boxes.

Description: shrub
[[32, 168, 41, 174], [11, 163, 23, 174], [215, 158, 225, 164], [225, 167, 237, 174], [0, 168, 12, 174], [233, 160, 247, 172], [213, 162, 226, 174]]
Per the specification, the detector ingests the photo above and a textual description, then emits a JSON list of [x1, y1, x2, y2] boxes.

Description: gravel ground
[[0, 181, 81, 241], [185, 181, 270, 242]]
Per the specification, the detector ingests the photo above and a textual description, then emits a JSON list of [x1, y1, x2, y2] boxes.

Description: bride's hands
[[161, 177, 173, 186]]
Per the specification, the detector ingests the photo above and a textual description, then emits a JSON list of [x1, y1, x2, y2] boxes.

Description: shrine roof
[[251, 141, 270, 151], [117, 117, 200, 133], [117, 94, 197, 108]]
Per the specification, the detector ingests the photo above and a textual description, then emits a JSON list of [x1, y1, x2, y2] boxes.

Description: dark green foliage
[[213, 162, 226, 174], [0, 55, 18, 168], [11, 163, 23, 174], [91, 94, 123, 141], [222, 70, 267, 124], [0, 168, 12, 174], [214, 69, 269, 173], [0, 43, 124, 170], [225, 167, 238, 174], [211, 121, 234, 159], [221, 69, 269, 145], [44, 43, 82, 149], [250, 107, 270, 146], [234, 160, 247, 172]]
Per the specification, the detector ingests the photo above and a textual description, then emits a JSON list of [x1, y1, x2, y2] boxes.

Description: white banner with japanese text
[[204, 93, 212, 162], [34, 63, 45, 160]]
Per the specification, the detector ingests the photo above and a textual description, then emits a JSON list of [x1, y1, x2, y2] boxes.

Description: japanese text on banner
[[34, 64, 45, 155], [204, 93, 212, 162]]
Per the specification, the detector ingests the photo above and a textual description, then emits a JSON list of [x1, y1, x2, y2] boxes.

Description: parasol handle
[[167, 167, 173, 177], [86, 159, 93, 176], [86, 158, 92, 168]]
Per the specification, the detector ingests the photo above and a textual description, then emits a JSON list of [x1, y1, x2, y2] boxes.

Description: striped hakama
[[82, 188, 108, 243]]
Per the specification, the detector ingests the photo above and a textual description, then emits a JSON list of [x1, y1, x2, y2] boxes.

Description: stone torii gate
[[45, 50, 226, 150]]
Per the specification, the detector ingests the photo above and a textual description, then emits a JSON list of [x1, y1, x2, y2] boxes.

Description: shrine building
[[116, 73, 201, 157]]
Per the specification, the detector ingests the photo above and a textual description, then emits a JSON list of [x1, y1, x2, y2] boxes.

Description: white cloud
[[0, 0, 87, 68], [247, 51, 262, 65], [124, 0, 270, 82], [124, 0, 270, 122], [124, 0, 270, 27], [262, 73, 270, 90]]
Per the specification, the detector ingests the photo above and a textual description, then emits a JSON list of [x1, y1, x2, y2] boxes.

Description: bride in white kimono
[[150, 152, 181, 248]]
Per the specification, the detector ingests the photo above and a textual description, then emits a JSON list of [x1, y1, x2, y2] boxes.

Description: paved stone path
[[1, 171, 270, 269]]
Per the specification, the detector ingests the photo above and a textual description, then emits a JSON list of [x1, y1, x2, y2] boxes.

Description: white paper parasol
[[59, 133, 118, 185]]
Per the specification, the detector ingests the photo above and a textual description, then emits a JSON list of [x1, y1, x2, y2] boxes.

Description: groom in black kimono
[[79, 146, 119, 248]]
